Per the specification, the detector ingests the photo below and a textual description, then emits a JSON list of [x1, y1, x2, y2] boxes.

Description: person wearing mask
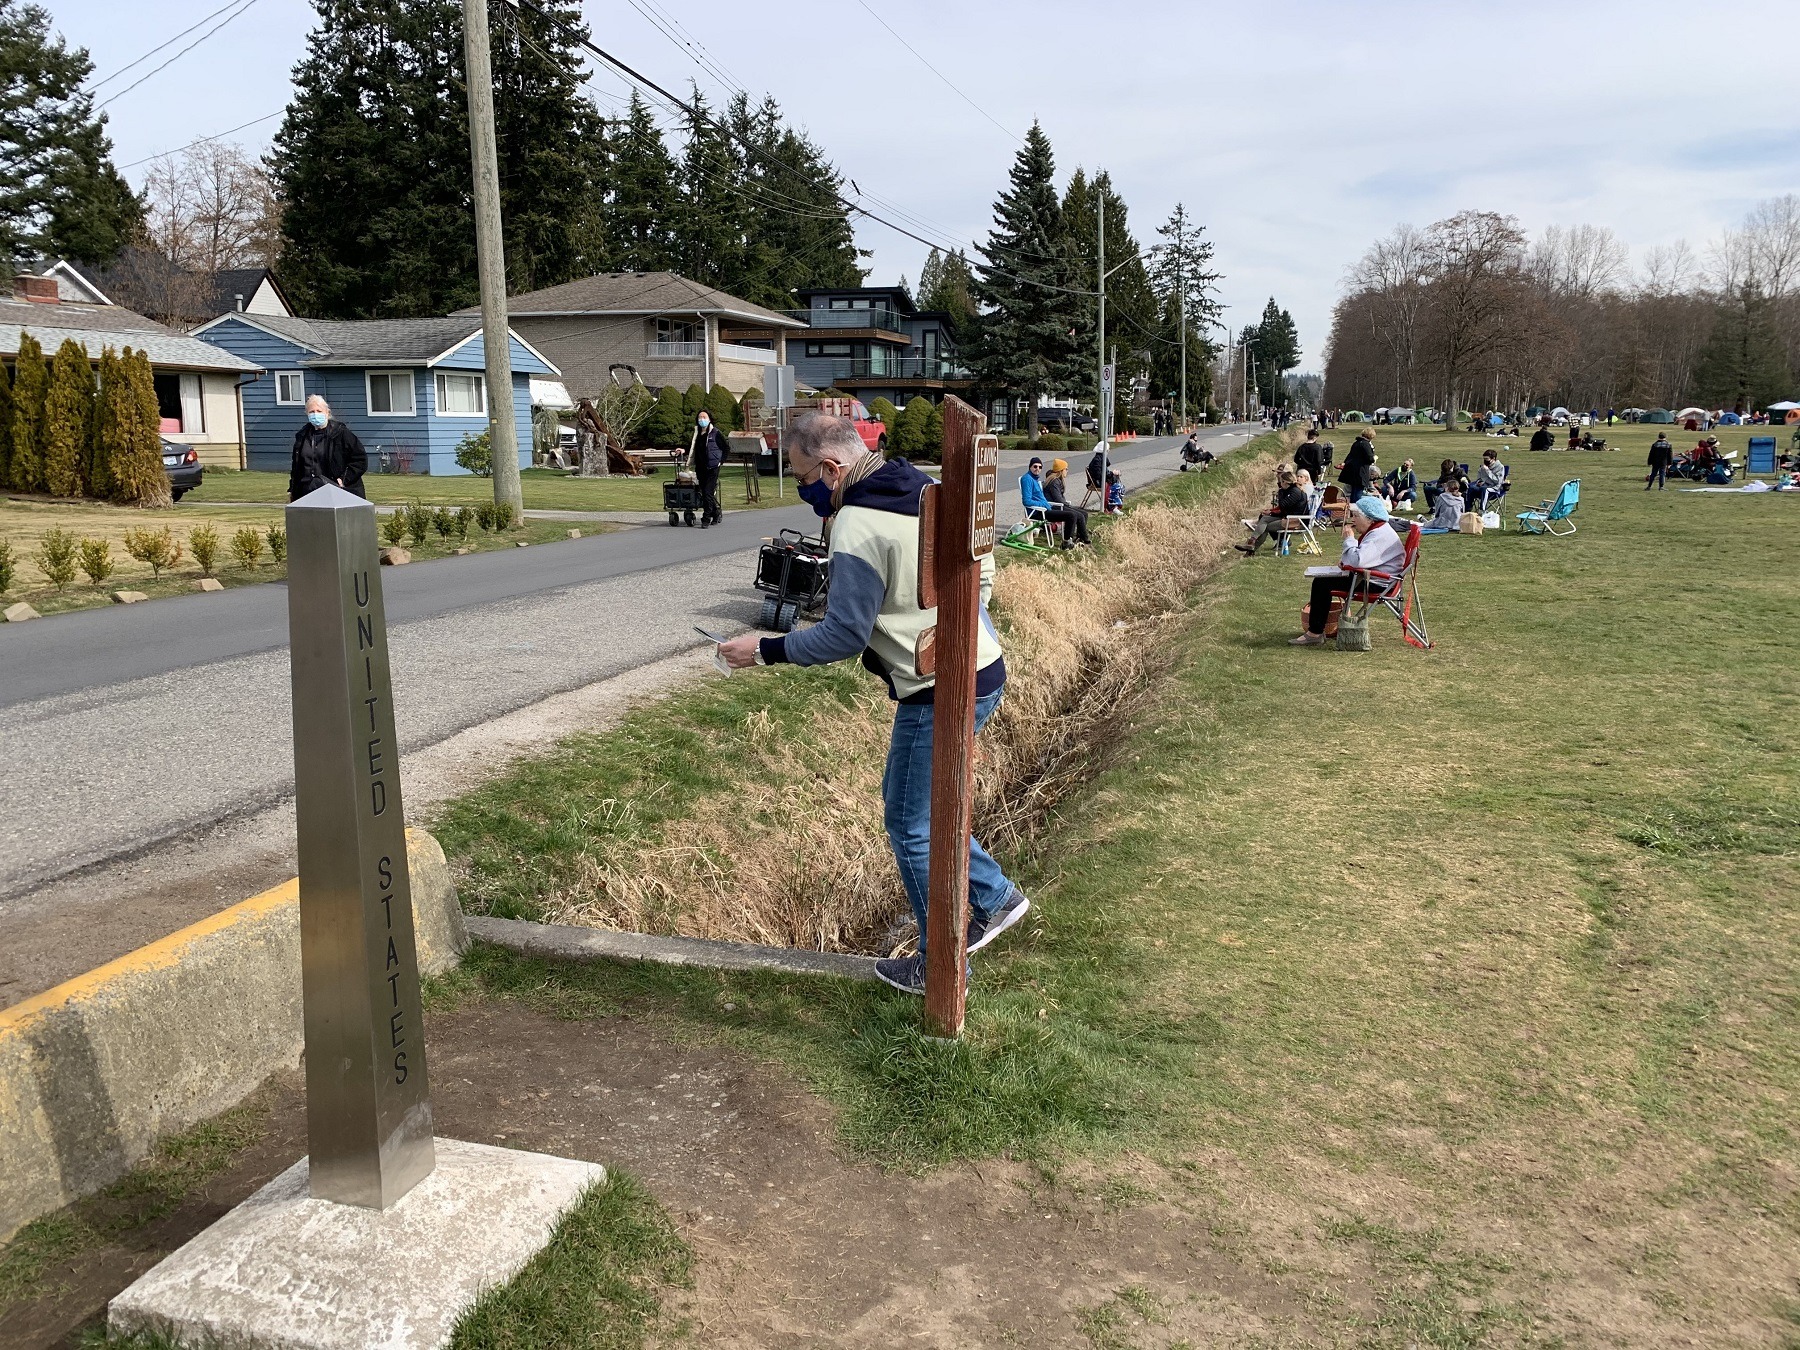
[[1647, 432, 1674, 490], [1471, 449, 1508, 507], [1290, 496, 1405, 646], [1234, 467, 1310, 555], [692, 409, 730, 527], [1042, 457, 1091, 546], [716, 414, 1030, 994], [1339, 428, 1376, 497], [288, 395, 367, 502]]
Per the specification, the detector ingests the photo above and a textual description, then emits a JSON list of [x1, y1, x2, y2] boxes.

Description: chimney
[[15, 274, 59, 304], [234, 293, 246, 311]]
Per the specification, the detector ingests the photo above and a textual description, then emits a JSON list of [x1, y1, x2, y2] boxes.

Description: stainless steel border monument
[[287, 484, 434, 1207]]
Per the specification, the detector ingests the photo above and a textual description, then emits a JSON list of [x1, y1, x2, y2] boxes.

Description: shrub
[[404, 501, 432, 547], [642, 386, 686, 447], [265, 525, 287, 564], [1065, 434, 1095, 457], [868, 396, 898, 429], [189, 523, 220, 576], [891, 397, 929, 459], [8, 333, 47, 492], [454, 430, 492, 477], [1033, 432, 1067, 456], [36, 527, 77, 588], [381, 511, 408, 546], [922, 401, 944, 460], [230, 526, 264, 570], [44, 337, 94, 497], [454, 506, 473, 539], [680, 383, 707, 425], [78, 537, 113, 584], [122, 524, 181, 577], [109, 348, 172, 507], [432, 506, 454, 540], [705, 383, 739, 432], [492, 499, 516, 531], [0, 538, 13, 592], [474, 502, 496, 532]]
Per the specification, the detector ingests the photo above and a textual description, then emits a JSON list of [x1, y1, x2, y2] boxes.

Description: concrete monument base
[[109, 1138, 604, 1349]]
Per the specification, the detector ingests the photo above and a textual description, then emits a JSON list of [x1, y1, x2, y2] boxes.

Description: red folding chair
[[1340, 521, 1432, 649]]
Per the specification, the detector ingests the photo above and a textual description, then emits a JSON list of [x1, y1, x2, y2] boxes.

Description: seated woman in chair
[[1021, 456, 1090, 548], [1042, 457, 1091, 546], [1234, 467, 1310, 556], [1291, 496, 1405, 646], [1470, 448, 1508, 507]]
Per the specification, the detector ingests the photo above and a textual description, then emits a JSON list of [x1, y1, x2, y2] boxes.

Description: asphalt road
[[0, 428, 1257, 907]]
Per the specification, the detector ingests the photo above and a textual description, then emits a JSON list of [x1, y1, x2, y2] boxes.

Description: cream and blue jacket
[[758, 458, 1005, 703]]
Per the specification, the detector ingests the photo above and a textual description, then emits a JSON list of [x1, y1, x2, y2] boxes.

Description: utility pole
[[462, 0, 522, 518], [1176, 212, 1187, 431], [1096, 191, 1107, 486]]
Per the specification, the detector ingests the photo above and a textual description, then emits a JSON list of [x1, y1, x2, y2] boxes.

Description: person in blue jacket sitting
[[1020, 456, 1089, 548]]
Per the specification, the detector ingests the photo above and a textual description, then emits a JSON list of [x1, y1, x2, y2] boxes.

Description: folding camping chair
[[1340, 520, 1432, 648], [1275, 513, 1321, 556], [1317, 484, 1348, 523], [1000, 510, 1059, 555], [1516, 479, 1580, 536]]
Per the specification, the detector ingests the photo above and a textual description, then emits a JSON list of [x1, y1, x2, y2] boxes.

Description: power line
[[97, 0, 264, 111], [117, 109, 283, 171], [88, 0, 247, 91], [504, 0, 1096, 300], [852, 0, 1020, 145]]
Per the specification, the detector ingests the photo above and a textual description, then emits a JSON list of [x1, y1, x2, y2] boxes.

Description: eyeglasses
[[793, 457, 827, 487]]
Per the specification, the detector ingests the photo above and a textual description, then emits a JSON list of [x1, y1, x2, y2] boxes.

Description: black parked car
[[162, 438, 204, 501]]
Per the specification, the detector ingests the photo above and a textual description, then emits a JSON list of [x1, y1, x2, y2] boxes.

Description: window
[[806, 342, 853, 358], [434, 370, 485, 416], [655, 317, 698, 343], [365, 369, 415, 415], [151, 371, 205, 432], [275, 371, 305, 405]]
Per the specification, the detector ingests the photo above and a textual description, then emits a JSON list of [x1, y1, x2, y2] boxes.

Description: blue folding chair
[[1516, 479, 1580, 536], [1747, 436, 1776, 474]]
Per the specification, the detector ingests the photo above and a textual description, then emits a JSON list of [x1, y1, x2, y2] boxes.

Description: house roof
[[193, 312, 559, 374], [47, 249, 294, 324], [0, 296, 260, 372], [472, 271, 806, 328], [795, 285, 918, 316]]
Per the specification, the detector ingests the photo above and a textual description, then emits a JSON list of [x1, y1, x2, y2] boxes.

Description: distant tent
[[1675, 407, 1707, 420], [1525, 405, 1547, 417], [1343, 410, 1366, 421], [1718, 411, 1742, 424], [1642, 408, 1674, 423], [1767, 400, 1800, 424]]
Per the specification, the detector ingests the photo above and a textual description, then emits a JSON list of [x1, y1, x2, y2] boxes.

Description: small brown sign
[[914, 625, 936, 678], [970, 434, 999, 559], [917, 480, 938, 609]]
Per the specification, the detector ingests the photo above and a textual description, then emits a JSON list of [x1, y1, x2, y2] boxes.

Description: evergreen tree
[[1147, 203, 1221, 419], [608, 91, 678, 272], [0, 358, 12, 487], [1695, 284, 1787, 412], [724, 93, 862, 305], [1062, 168, 1156, 409], [9, 333, 46, 490], [1245, 297, 1300, 406], [42, 337, 91, 497], [704, 383, 739, 431], [919, 247, 978, 337], [671, 88, 745, 292], [0, 0, 141, 266], [643, 385, 686, 445], [110, 348, 171, 507], [922, 400, 944, 461], [892, 396, 930, 458], [273, 0, 607, 317], [89, 347, 118, 498], [968, 122, 1082, 436]]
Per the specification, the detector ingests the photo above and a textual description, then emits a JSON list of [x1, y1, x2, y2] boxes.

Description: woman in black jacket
[[289, 396, 368, 501], [1338, 430, 1375, 497]]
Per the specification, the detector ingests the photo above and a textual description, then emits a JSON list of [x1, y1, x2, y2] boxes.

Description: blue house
[[192, 313, 559, 476]]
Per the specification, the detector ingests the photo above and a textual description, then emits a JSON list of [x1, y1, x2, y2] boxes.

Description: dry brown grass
[[538, 440, 1290, 952]]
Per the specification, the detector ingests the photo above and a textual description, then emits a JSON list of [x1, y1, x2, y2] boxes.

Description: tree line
[[1323, 200, 1800, 418]]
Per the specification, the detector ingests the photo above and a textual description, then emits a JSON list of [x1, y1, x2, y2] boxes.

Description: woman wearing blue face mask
[[692, 411, 730, 527], [289, 395, 368, 501]]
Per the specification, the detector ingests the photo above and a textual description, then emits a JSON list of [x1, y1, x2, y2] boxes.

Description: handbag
[[1457, 511, 1484, 534], [1335, 607, 1372, 650]]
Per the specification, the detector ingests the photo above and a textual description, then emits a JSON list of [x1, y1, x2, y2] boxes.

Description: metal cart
[[754, 528, 829, 632]]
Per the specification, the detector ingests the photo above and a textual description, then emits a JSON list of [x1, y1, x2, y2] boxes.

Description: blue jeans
[[882, 688, 1014, 953]]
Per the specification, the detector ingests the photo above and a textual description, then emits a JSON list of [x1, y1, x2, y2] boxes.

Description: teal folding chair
[[1516, 479, 1580, 536]]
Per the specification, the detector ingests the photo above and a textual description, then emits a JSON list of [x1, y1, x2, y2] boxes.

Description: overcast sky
[[57, 0, 1800, 368]]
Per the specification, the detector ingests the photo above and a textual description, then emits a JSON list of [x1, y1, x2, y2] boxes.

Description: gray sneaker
[[874, 953, 972, 996], [967, 888, 1031, 954]]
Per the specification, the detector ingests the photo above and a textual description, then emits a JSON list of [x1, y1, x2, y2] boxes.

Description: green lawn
[[429, 428, 1799, 1340], [186, 465, 788, 512]]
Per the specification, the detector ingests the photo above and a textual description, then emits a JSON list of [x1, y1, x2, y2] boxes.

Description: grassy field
[[7, 429, 1794, 1344], [1354, 417, 1798, 477], [0, 493, 604, 617], [429, 427, 1796, 1341], [183, 464, 788, 512]]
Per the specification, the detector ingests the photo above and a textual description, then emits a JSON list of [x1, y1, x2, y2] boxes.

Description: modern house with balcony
[[788, 286, 972, 407], [465, 271, 806, 402]]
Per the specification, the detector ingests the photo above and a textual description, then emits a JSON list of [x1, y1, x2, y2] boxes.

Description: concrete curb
[[0, 828, 466, 1246], [466, 915, 881, 983]]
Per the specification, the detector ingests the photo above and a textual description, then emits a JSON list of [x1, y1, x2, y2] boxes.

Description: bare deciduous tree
[[141, 141, 281, 275], [1529, 224, 1628, 300]]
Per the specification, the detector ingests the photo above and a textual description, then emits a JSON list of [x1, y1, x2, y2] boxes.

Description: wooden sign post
[[921, 396, 996, 1038]]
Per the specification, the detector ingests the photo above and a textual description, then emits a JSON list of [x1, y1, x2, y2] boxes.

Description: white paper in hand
[[1303, 565, 1347, 578]]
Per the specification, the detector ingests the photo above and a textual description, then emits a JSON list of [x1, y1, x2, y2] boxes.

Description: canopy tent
[[1767, 400, 1800, 410], [1621, 407, 1647, 416], [1642, 408, 1674, 423]]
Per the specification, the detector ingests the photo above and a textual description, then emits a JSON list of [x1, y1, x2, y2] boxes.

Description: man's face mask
[[797, 475, 834, 517], [307, 411, 327, 428]]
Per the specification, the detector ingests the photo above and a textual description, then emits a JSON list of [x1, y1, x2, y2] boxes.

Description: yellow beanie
[[1051, 458, 1068, 472]]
